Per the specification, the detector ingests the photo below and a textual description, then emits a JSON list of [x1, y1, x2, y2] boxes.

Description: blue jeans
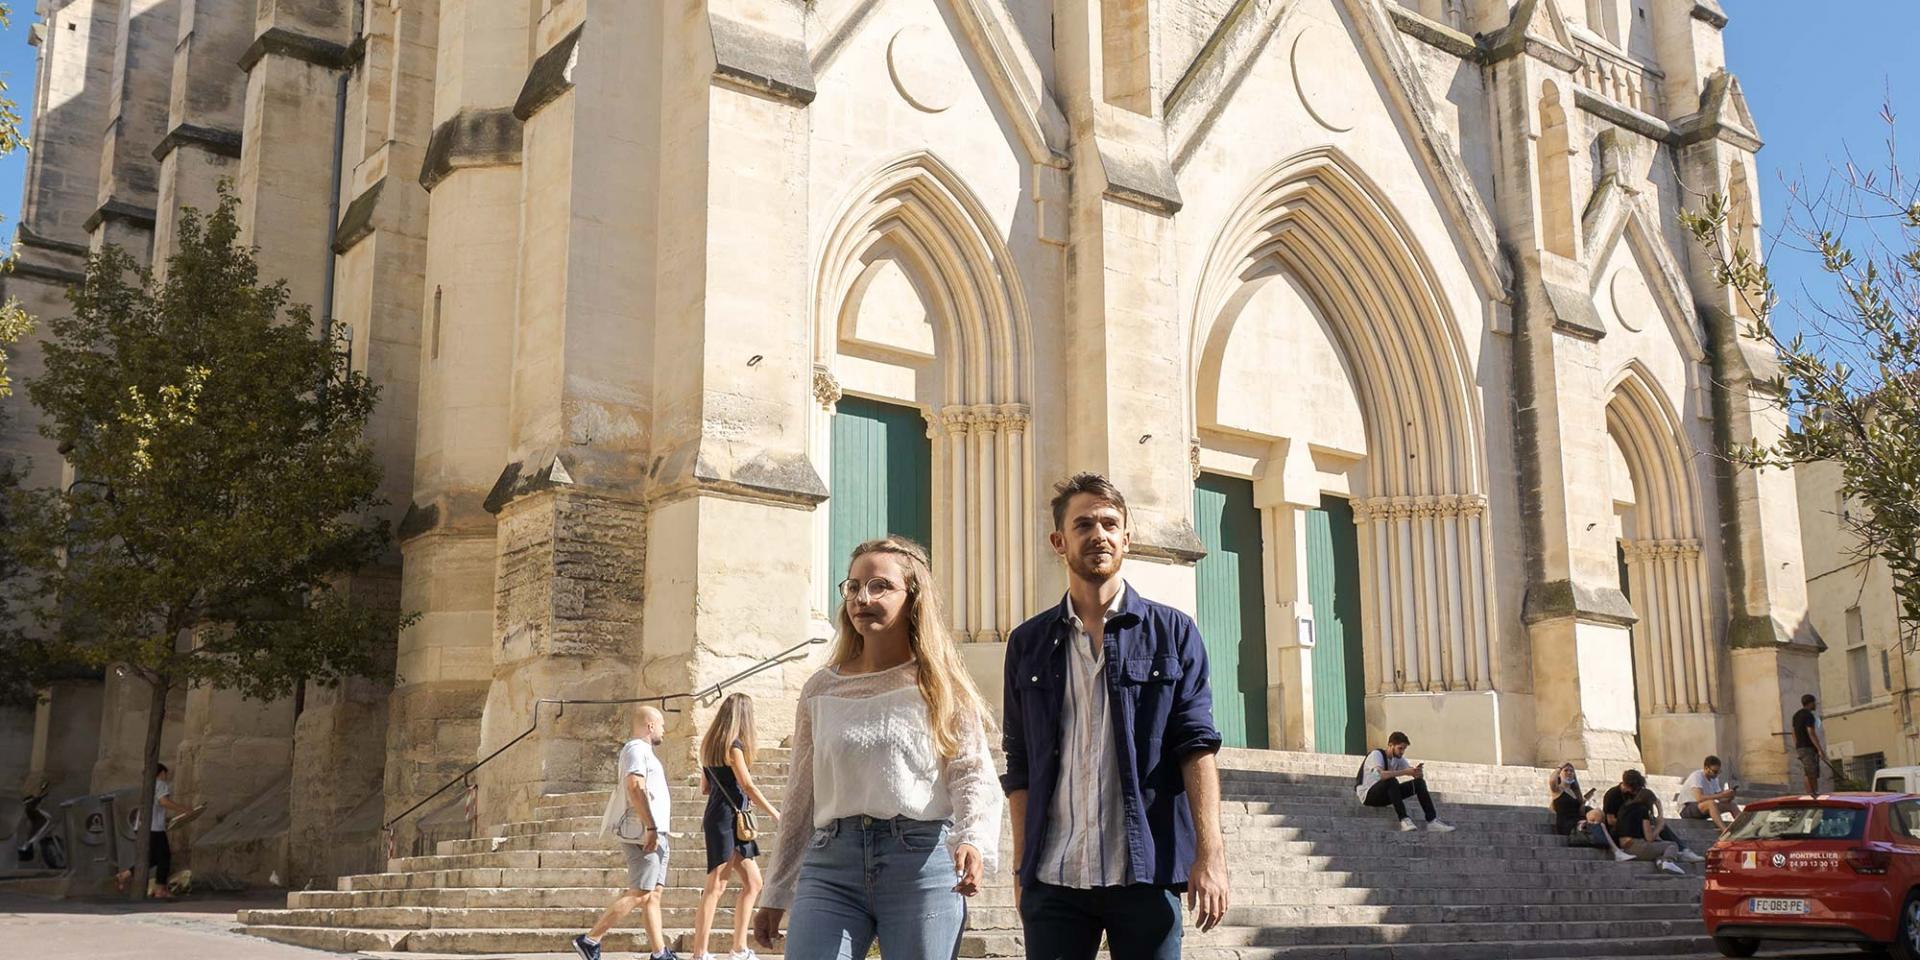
[[784, 815, 966, 960], [1019, 881, 1183, 960]]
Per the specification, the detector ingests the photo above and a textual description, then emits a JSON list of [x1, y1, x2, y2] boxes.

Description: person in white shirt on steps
[[1355, 732, 1456, 833], [573, 705, 674, 960], [1679, 754, 1741, 836], [751, 535, 1002, 960]]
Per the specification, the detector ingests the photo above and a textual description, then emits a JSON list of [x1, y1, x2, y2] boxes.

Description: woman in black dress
[[690, 693, 781, 960]]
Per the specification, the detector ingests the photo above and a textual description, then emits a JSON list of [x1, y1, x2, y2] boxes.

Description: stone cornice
[[710, 14, 815, 105], [419, 108, 524, 192], [152, 122, 243, 163], [4, 259, 86, 286], [239, 26, 352, 73], [14, 224, 89, 258], [332, 178, 384, 254], [1690, 1, 1729, 29], [514, 24, 584, 122], [82, 198, 157, 234]]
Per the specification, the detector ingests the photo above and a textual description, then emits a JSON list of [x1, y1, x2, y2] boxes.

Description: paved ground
[[0, 888, 1871, 960]]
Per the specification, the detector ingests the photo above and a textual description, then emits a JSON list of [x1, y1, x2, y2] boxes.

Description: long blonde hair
[[833, 536, 993, 758], [700, 693, 757, 768]]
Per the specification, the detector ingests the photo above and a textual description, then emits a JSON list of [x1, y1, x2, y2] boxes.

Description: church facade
[[1, 0, 1817, 885]]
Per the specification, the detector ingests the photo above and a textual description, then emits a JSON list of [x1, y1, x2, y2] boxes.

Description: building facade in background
[[1797, 460, 1916, 779], [0, 0, 1816, 886]]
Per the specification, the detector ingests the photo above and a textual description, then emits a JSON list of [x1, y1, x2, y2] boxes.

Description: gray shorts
[[1798, 746, 1823, 779], [621, 836, 669, 891]]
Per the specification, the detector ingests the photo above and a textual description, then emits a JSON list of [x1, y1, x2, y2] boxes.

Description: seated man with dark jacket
[[1602, 769, 1704, 864]]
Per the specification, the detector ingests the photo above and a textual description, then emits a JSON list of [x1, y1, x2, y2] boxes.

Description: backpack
[[1355, 748, 1382, 788]]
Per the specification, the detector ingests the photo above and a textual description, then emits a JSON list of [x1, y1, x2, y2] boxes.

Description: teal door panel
[[827, 397, 932, 603], [1307, 496, 1366, 755], [1193, 473, 1270, 749]]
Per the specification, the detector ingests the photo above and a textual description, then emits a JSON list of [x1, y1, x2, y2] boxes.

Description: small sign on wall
[[1297, 616, 1315, 649]]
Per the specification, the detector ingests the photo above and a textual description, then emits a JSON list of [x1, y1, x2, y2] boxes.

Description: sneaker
[[1613, 848, 1635, 863], [728, 951, 757, 960], [1657, 859, 1686, 875], [572, 935, 601, 960], [1425, 820, 1456, 833], [651, 951, 679, 960], [1677, 849, 1706, 863], [1398, 818, 1418, 832]]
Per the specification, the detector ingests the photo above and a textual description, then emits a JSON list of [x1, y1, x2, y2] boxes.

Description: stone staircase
[[236, 746, 1732, 958]]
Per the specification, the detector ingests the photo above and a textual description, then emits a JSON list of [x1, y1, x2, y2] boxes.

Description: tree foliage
[[6, 190, 405, 895], [1683, 109, 1920, 653]]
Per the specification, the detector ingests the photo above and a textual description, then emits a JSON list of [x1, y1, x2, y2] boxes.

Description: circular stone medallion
[[1609, 269, 1656, 333], [888, 26, 959, 114], [1292, 26, 1359, 133]]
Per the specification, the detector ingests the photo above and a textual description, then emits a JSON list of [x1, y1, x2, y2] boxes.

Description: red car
[[1704, 793, 1920, 958]]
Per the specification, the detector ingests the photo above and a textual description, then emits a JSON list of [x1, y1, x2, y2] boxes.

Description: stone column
[[1053, 0, 1203, 596], [151, 0, 251, 267], [385, 0, 521, 852], [1480, 21, 1642, 771], [25, 680, 105, 799], [633, 0, 825, 774], [472, 0, 661, 817], [87, 0, 177, 261]]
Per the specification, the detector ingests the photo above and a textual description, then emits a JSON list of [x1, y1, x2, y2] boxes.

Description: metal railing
[[381, 636, 828, 847]]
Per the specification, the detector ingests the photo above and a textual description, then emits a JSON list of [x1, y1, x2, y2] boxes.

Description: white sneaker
[[1657, 859, 1686, 875], [1677, 849, 1705, 863], [1613, 848, 1635, 863], [1398, 818, 1418, 832], [1425, 820, 1456, 833], [729, 951, 756, 960]]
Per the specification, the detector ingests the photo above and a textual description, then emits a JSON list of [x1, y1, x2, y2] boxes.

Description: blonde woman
[[689, 693, 780, 960], [750, 536, 1002, 960]]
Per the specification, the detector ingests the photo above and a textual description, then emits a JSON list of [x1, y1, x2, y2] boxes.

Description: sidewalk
[[0, 889, 350, 959]]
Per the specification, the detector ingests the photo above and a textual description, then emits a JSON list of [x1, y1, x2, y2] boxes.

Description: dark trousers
[[1019, 880, 1182, 960], [1364, 777, 1438, 822], [150, 831, 172, 884]]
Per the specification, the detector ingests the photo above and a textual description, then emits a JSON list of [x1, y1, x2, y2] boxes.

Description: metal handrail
[[381, 636, 829, 838]]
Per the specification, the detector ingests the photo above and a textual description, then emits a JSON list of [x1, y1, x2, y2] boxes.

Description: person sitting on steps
[[1680, 754, 1742, 835], [1549, 762, 1633, 863], [1603, 769, 1705, 864], [1355, 732, 1455, 833], [1616, 786, 1688, 875]]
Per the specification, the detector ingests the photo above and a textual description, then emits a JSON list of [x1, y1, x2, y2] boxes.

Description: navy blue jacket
[[999, 584, 1222, 889]]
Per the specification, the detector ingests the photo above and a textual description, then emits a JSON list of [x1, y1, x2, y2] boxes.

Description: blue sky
[[0, 5, 1910, 323]]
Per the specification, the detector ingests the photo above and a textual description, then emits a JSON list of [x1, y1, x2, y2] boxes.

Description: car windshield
[[1725, 804, 1866, 841]]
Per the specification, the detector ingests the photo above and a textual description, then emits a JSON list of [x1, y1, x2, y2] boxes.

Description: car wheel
[[1895, 892, 1920, 960], [1713, 936, 1760, 958]]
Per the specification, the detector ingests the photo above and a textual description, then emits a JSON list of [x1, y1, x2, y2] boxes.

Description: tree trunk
[[129, 673, 168, 900]]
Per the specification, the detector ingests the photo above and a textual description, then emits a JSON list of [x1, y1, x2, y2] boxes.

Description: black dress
[[703, 741, 761, 871]]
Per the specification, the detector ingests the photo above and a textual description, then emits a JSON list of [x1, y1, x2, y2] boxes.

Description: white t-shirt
[[1355, 749, 1410, 801], [152, 780, 171, 833], [599, 738, 670, 842], [1683, 769, 1724, 802]]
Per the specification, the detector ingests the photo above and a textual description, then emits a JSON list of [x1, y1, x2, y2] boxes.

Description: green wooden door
[[1192, 473, 1269, 749], [1307, 495, 1366, 755], [828, 397, 932, 604]]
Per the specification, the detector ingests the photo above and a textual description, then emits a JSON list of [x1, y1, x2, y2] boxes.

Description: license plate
[[1750, 898, 1810, 916]]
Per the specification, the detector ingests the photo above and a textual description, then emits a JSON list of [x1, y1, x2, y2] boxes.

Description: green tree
[[9, 192, 402, 899], [0, 1, 34, 394], [1683, 111, 1920, 660]]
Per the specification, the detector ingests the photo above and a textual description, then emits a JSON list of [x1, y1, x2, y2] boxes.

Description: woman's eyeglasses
[[838, 577, 905, 601]]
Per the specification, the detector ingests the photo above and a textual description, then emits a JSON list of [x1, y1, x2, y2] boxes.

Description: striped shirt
[[1036, 586, 1131, 888]]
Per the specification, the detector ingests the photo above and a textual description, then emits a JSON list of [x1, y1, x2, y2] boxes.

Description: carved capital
[[812, 366, 843, 409]]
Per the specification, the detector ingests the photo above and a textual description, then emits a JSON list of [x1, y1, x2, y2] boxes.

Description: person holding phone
[[1355, 732, 1454, 832]]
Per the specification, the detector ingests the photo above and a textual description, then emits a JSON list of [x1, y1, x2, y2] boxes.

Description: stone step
[[241, 898, 1700, 935], [287, 880, 1691, 913]]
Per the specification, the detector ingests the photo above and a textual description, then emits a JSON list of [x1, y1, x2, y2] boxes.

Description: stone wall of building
[[4, 0, 1823, 886]]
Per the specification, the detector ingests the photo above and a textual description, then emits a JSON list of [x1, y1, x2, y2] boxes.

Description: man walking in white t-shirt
[[574, 705, 674, 960], [1680, 754, 1741, 835]]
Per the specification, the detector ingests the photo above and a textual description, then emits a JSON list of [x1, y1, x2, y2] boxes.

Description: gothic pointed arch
[[812, 153, 1035, 641], [1585, 198, 1708, 362], [1607, 362, 1717, 719], [1190, 147, 1494, 695]]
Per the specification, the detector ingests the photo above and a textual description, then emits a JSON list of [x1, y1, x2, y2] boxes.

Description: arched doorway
[[1189, 149, 1493, 752]]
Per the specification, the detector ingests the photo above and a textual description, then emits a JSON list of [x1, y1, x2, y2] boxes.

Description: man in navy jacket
[[1001, 473, 1229, 960]]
